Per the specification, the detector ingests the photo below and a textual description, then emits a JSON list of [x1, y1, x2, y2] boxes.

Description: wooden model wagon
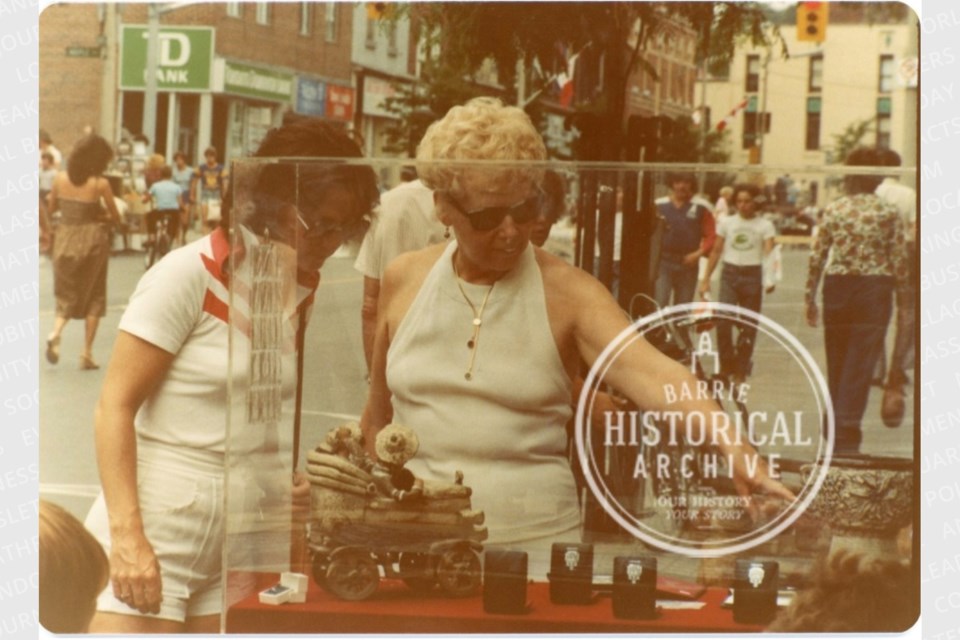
[[306, 423, 488, 601]]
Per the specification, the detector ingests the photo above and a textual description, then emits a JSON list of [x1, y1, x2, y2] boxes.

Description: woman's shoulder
[[535, 247, 605, 295], [383, 243, 446, 282], [150, 235, 217, 283]]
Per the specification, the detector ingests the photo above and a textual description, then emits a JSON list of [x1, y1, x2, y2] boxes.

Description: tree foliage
[[381, 2, 780, 160], [831, 118, 874, 164]]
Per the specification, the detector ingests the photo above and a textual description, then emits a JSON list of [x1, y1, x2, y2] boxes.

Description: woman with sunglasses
[[85, 118, 378, 634], [360, 97, 793, 579]]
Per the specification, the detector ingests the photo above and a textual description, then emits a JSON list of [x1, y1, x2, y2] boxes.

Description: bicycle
[[144, 209, 177, 270]]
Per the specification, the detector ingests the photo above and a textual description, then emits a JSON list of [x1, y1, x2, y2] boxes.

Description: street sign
[[223, 60, 293, 103], [120, 25, 214, 91], [326, 84, 354, 121], [296, 77, 327, 116], [65, 46, 101, 58]]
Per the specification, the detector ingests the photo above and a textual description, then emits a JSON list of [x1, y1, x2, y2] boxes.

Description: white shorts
[[85, 442, 224, 622]]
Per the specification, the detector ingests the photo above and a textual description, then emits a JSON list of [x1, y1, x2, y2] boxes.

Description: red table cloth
[[226, 574, 763, 634]]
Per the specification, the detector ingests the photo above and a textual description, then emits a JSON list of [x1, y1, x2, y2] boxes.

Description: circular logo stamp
[[575, 302, 834, 557]]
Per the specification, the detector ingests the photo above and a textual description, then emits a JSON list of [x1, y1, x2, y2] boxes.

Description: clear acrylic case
[[221, 157, 916, 632]]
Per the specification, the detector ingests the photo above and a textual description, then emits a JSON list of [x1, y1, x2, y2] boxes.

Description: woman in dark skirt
[[46, 134, 121, 369]]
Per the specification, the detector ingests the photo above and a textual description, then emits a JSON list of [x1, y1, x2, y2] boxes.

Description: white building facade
[[704, 17, 918, 203]]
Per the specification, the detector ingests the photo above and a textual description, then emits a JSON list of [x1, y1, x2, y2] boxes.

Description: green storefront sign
[[223, 61, 294, 103], [120, 25, 214, 91]]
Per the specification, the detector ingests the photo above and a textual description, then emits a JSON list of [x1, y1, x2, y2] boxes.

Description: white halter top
[[386, 242, 581, 575]]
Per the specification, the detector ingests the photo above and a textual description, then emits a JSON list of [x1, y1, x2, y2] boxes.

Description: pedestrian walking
[[45, 134, 122, 370]]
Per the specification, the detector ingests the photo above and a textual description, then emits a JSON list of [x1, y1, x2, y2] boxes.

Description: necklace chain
[[453, 258, 495, 381]]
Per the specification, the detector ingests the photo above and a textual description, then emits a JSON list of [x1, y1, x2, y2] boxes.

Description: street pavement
[[39, 236, 914, 529]]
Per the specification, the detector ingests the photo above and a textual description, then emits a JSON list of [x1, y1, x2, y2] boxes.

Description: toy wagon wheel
[[399, 552, 436, 592], [310, 551, 330, 589], [325, 549, 379, 601], [435, 547, 481, 598]]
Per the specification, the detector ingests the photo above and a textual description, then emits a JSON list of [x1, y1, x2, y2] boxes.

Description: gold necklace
[[453, 258, 495, 381]]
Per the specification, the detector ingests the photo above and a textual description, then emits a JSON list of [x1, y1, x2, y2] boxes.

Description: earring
[[444, 226, 451, 239]]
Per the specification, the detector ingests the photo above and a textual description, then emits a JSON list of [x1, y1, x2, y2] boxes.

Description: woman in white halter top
[[360, 97, 794, 580]]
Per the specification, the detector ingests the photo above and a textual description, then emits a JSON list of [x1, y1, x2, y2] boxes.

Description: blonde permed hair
[[416, 97, 546, 198]]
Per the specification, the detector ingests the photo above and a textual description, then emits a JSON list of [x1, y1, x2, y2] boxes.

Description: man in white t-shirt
[[699, 183, 776, 383], [354, 178, 445, 369], [875, 149, 917, 427]]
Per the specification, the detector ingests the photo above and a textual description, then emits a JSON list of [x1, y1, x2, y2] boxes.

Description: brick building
[[39, 4, 107, 155], [40, 2, 356, 165]]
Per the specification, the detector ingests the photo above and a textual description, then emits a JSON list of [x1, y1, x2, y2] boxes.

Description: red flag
[[556, 52, 579, 108], [716, 97, 749, 132]]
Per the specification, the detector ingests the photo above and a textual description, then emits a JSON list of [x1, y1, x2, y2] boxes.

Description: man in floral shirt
[[804, 147, 909, 455]]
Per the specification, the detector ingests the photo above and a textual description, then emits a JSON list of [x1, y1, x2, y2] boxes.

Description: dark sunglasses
[[446, 192, 542, 232], [297, 212, 369, 241]]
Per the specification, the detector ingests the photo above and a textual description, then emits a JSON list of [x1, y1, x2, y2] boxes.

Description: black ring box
[[483, 550, 528, 615], [733, 559, 779, 624], [611, 556, 658, 619], [548, 543, 594, 604]]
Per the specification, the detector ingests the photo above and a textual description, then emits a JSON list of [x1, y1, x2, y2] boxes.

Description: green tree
[[830, 117, 874, 164], [380, 2, 779, 161]]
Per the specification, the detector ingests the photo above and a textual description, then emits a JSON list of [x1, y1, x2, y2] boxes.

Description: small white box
[[281, 572, 309, 603], [258, 583, 293, 606]]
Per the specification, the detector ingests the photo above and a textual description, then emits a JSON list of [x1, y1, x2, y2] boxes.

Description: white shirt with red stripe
[[119, 226, 318, 455]]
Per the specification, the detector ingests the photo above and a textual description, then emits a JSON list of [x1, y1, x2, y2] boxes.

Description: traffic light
[[366, 2, 391, 20], [797, 1, 829, 43]]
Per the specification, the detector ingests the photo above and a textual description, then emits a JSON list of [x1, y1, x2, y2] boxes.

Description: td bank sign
[[120, 25, 214, 91]]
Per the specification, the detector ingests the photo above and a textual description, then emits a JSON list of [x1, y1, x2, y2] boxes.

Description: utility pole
[[516, 53, 526, 107], [757, 50, 771, 164], [142, 3, 160, 151], [99, 3, 119, 144], [757, 48, 820, 164], [696, 22, 708, 192]]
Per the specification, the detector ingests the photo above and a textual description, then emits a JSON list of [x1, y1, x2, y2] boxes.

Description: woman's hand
[[292, 471, 311, 525], [726, 444, 797, 523], [805, 301, 819, 327], [109, 529, 162, 614], [697, 278, 711, 300], [682, 250, 701, 267]]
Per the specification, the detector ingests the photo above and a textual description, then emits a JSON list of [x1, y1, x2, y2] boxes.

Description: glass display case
[[219, 157, 917, 633]]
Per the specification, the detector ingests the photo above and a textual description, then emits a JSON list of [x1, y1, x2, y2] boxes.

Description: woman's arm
[[568, 272, 795, 511], [47, 175, 61, 214], [359, 268, 398, 458], [98, 178, 122, 225], [804, 208, 833, 326], [698, 236, 725, 298], [94, 331, 175, 614]]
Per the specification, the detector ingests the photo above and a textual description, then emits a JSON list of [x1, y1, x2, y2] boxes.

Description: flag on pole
[[556, 52, 579, 108], [716, 97, 749, 132]]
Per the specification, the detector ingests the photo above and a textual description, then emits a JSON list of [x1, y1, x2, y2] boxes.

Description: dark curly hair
[[224, 118, 379, 240], [732, 182, 766, 206], [844, 146, 885, 195], [766, 550, 917, 632], [66, 135, 113, 186]]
